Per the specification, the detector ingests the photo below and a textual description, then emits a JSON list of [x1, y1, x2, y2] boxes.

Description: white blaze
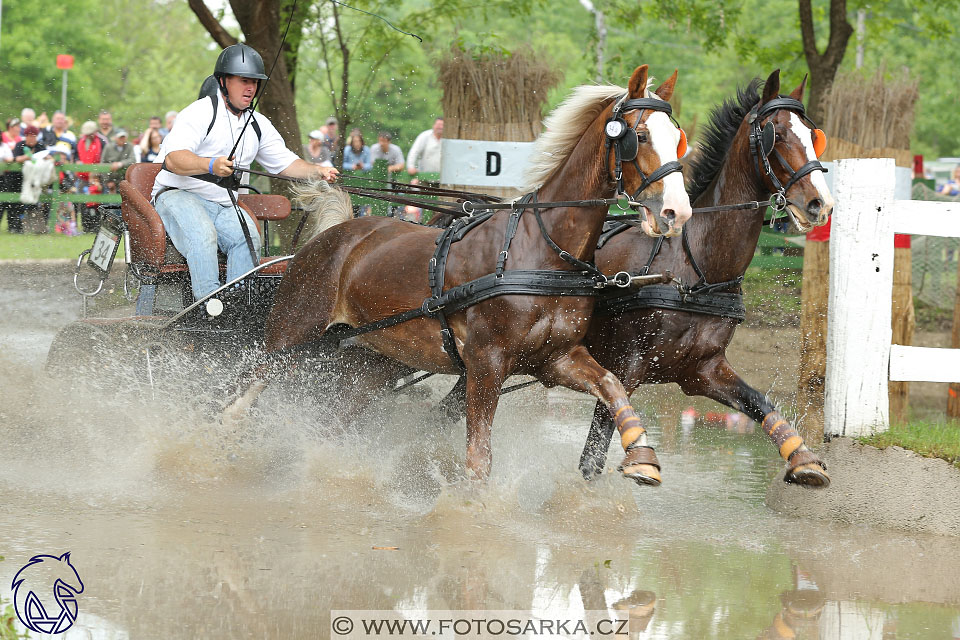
[[788, 112, 835, 209]]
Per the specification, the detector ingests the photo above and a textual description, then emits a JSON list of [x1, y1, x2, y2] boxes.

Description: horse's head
[[12, 552, 84, 597], [749, 69, 834, 232], [608, 65, 692, 238]]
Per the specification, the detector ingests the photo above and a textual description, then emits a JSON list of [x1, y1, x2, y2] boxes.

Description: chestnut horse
[[578, 70, 834, 487], [232, 65, 692, 482]]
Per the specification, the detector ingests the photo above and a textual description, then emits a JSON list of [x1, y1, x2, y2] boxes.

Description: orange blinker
[[677, 128, 688, 158], [812, 129, 826, 158]]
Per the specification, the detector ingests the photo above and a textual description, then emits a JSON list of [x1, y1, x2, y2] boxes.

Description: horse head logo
[[12, 552, 84, 634]]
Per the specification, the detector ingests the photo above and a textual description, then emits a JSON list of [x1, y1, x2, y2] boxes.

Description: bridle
[[604, 95, 685, 208], [747, 96, 827, 212]]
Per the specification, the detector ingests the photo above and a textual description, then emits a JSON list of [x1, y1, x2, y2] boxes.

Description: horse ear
[[60, 552, 71, 562], [761, 69, 781, 104], [654, 69, 678, 102], [628, 65, 650, 98], [789, 74, 808, 101]]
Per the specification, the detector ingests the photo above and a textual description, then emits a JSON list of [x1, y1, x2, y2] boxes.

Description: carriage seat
[[118, 163, 291, 277]]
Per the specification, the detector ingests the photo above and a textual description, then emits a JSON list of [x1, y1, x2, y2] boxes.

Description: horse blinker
[[812, 128, 826, 158], [760, 122, 775, 157]]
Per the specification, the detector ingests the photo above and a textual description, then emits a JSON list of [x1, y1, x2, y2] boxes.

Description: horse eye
[[638, 131, 648, 144]]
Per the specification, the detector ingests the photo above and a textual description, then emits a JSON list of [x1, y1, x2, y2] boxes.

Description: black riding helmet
[[213, 43, 267, 112]]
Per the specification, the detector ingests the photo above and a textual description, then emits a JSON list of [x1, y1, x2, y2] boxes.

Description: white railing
[[825, 158, 960, 437]]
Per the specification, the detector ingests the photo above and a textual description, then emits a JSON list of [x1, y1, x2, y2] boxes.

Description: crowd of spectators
[[1, 105, 444, 233], [1, 106, 180, 234]]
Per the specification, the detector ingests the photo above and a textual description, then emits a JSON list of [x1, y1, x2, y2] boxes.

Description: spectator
[[322, 116, 340, 164], [2, 118, 23, 232], [406, 117, 443, 175], [75, 121, 103, 184], [96, 110, 114, 144], [101, 129, 134, 192], [76, 121, 103, 232], [303, 129, 331, 165], [2, 117, 22, 149], [35, 112, 50, 130], [140, 129, 163, 163], [11, 126, 48, 233], [138, 117, 163, 162], [939, 165, 960, 197], [342, 128, 372, 173], [160, 110, 178, 138], [371, 131, 405, 176], [13, 125, 46, 162], [40, 111, 77, 159], [20, 108, 36, 129]]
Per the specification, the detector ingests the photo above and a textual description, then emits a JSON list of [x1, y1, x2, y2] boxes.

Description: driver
[[152, 43, 338, 301]]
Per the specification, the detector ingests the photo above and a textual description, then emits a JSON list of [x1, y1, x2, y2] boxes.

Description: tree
[[188, 0, 310, 154], [798, 0, 853, 121]]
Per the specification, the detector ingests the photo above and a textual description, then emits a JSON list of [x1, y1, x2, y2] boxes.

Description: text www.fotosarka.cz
[[330, 610, 631, 638]]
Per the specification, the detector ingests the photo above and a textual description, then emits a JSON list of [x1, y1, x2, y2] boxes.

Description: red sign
[[56, 55, 74, 70]]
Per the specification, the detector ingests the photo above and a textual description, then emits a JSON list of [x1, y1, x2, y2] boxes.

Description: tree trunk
[[797, 0, 854, 122]]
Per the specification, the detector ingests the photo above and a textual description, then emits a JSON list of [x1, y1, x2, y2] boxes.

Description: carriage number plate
[[88, 229, 119, 274]]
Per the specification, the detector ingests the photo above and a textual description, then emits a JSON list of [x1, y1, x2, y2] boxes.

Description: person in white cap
[[303, 129, 331, 165]]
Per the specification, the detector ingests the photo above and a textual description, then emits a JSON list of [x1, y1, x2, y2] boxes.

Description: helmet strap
[[218, 76, 254, 116]]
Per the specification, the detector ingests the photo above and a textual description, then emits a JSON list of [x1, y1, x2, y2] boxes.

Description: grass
[[742, 266, 802, 327], [0, 231, 124, 261], [858, 420, 960, 469]]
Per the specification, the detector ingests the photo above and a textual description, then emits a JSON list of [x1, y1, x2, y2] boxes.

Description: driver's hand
[[319, 165, 339, 183], [212, 156, 234, 177]]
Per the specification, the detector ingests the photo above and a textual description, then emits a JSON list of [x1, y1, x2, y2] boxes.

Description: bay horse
[[578, 69, 834, 487], [232, 65, 692, 482]]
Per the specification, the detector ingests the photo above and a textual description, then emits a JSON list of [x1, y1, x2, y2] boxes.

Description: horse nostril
[[661, 209, 676, 224], [807, 198, 823, 217]]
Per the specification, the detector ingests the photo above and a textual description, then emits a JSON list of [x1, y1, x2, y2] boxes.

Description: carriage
[[47, 162, 298, 390], [48, 65, 833, 488]]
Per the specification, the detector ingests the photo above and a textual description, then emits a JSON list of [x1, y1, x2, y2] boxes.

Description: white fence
[[825, 158, 960, 437]]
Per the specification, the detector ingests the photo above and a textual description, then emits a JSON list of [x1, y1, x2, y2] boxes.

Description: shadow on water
[[1, 265, 959, 638]]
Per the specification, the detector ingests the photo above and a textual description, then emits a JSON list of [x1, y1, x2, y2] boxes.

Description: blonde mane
[[521, 80, 656, 192]]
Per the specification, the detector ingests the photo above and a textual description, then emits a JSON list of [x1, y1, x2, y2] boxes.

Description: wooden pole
[[797, 238, 829, 444], [824, 158, 895, 438], [949, 256, 960, 418], [890, 244, 915, 423]]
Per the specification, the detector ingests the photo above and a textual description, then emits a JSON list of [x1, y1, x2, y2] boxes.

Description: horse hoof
[[785, 463, 831, 488], [621, 463, 661, 487], [579, 460, 604, 481]]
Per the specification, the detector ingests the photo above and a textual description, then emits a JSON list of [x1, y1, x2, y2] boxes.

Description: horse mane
[[686, 78, 763, 203], [521, 81, 654, 192], [289, 178, 354, 243]]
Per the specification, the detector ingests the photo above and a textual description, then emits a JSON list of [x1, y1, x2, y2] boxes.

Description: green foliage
[[0, 594, 29, 640], [0, 0, 218, 137]]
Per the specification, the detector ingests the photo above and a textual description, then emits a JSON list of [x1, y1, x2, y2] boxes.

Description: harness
[[321, 95, 687, 369], [594, 96, 828, 323]]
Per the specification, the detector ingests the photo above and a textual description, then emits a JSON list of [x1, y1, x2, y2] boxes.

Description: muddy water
[[1, 264, 959, 639]]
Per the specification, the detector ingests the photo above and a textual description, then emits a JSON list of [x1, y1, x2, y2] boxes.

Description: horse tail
[[290, 179, 353, 245]]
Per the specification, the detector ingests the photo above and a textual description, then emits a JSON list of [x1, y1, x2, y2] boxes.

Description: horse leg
[[679, 355, 830, 488], [579, 400, 618, 479], [543, 345, 661, 487], [435, 375, 467, 422], [464, 355, 511, 480]]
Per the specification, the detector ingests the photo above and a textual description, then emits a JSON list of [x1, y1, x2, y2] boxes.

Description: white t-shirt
[[406, 129, 442, 173], [152, 92, 298, 206]]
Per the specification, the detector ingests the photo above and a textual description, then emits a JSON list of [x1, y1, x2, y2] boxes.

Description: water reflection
[[1, 353, 959, 638]]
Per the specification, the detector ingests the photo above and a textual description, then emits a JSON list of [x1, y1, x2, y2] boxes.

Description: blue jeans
[[155, 189, 261, 300]]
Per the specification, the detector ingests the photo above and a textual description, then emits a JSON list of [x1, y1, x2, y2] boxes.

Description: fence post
[[824, 158, 895, 437]]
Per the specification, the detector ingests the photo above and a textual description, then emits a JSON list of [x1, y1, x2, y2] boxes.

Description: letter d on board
[[485, 151, 501, 176]]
